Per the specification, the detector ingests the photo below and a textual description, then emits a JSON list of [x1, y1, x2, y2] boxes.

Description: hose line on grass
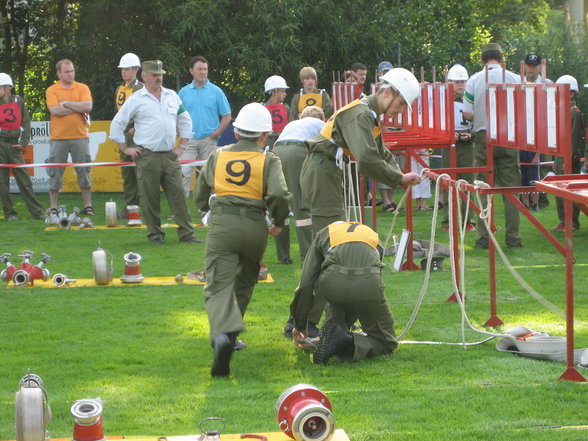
[[472, 184, 566, 320], [396, 173, 508, 346]]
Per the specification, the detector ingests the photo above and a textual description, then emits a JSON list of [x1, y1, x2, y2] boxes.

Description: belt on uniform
[[0, 137, 19, 144], [308, 151, 339, 163], [213, 205, 265, 221], [329, 264, 381, 275], [274, 139, 306, 146]]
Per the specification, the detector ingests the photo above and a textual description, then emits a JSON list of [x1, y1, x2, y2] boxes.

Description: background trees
[[0, 0, 586, 120]]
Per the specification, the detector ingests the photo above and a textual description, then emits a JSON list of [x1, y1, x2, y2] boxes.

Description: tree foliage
[[0, 0, 585, 120]]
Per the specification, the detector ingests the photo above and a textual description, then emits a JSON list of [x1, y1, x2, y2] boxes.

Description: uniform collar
[[138, 86, 170, 98], [364, 94, 380, 119], [231, 138, 263, 151]]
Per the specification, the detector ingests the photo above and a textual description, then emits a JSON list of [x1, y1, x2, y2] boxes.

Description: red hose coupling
[[276, 384, 335, 441], [1, 253, 16, 282], [71, 399, 105, 441]]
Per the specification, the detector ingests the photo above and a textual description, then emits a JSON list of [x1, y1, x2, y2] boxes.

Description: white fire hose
[[15, 373, 52, 441]]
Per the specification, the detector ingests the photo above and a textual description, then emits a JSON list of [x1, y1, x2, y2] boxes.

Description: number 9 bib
[[214, 150, 266, 200]]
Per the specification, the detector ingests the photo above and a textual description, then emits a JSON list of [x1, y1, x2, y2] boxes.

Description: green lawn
[[1, 190, 587, 441]]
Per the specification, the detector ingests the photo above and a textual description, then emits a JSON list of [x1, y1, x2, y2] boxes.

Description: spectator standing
[[552, 75, 584, 231], [179, 56, 231, 198], [45, 59, 94, 215], [463, 43, 523, 249], [110, 60, 199, 244]]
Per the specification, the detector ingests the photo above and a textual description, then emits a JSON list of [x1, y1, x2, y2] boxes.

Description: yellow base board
[[6, 274, 274, 288], [37, 430, 349, 441], [44, 223, 205, 231]]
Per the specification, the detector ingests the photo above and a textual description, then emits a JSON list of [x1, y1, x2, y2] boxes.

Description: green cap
[[481, 43, 502, 54], [142, 60, 166, 75]]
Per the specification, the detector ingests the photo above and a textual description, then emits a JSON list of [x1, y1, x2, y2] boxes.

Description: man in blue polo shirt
[[179, 55, 232, 197]]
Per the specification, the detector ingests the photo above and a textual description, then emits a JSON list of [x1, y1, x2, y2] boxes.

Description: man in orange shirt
[[46, 59, 94, 214]]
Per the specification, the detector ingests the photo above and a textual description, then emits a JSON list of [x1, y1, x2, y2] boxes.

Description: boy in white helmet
[[263, 75, 292, 264], [299, 67, 421, 335], [194, 103, 290, 377], [442, 63, 475, 230], [0, 73, 45, 221], [115, 53, 143, 212], [552, 75, 585, 231]]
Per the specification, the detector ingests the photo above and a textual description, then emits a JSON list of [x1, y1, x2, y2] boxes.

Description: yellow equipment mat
[[37, 430, 350, 441], [44, 223, 204, 231], [5, 274, 274, 288]]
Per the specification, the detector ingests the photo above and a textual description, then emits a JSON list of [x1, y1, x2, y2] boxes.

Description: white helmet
[[447, 64, 469, 81], [556, 75, 579, 93], [264, 75, 289, 93], [379, 68, 420, 105], [0, 73, 14, 87], [118, 53, 141, 69], [233, 103, 272, 136]]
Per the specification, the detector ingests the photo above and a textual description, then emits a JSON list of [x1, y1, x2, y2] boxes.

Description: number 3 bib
[[214, 150, 266, 200], [0, 100, 22, 130]]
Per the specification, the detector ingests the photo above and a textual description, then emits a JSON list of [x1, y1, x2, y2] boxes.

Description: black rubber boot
[[307, 321, 320, 338], [283, 316, 295, 339], [211, 333, 233, 377], [313, 319, 355, 365]]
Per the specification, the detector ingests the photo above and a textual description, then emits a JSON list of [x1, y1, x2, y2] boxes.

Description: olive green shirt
[[306, 94, 404, 189], [194, 138, 291, 227], [290, 223, 384, 330], [0, 94, 31, 147]]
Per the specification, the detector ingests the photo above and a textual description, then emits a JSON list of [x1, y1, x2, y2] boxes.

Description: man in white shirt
[[463, 43, 523, 249], [110, 60, 199, 244]]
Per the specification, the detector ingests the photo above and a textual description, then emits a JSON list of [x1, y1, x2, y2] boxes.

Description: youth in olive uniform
[[299, 68, 421, 332], [289, 66, 332, 122], [290, 221, 397, 365], [463, 43, 522, 249], [0, 73, 44, 221], [194, 103, 290, 377], [263, 75, 292, 263], [115, 53, 143, 210], [552, 75, 585, 231], [442, 64, 475, 230], [273, 106, 325, 261]]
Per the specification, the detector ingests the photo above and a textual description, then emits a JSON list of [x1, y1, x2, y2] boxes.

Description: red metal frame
[[486, 75, 584, 381], [535, 175, 588, 382], [331, 82, 365, 111], [382, 82, 458, 276]]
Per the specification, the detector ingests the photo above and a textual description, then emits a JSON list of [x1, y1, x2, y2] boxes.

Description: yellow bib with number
[[298, 92, 323, 113], [320, 100, 381, 157], [116, 85, 135, 111], [328, 221, 379, 249], [214, 150, 265, 200]]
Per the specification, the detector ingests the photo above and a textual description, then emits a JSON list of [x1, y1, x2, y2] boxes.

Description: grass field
[[1, 190, 587, 441]]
